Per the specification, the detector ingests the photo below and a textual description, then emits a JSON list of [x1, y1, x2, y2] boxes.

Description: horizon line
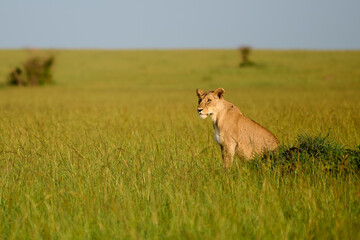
[[0, 47, 359, 51]]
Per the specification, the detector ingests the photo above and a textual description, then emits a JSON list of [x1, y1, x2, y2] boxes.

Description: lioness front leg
[[220, 145, 235, 169]]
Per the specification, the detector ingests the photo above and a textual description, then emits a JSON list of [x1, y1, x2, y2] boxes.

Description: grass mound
[[255, 134, 360, 174]]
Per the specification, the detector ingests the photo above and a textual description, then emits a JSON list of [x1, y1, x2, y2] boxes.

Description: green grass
[[0, 49, 360, 239]]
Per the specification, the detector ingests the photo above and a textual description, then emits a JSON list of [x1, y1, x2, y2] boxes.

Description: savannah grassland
[[0, 49, 360, 239]]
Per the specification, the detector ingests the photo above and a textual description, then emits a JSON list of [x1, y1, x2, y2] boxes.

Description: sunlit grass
[[0, 49, 359, 239]]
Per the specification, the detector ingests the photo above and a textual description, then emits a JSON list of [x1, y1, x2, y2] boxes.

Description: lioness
[[196, 88, 279, 169]]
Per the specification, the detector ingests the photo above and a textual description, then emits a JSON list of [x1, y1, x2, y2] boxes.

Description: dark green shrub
[[7, 67, 25, 86], [252, 133, 360, 175]]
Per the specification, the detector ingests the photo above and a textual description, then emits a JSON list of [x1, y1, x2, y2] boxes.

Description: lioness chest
[[214, 125, 221, 144]]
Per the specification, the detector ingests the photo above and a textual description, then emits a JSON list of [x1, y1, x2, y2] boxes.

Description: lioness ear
[[196, 88, 204, 98], [214, 88, 225, 99]]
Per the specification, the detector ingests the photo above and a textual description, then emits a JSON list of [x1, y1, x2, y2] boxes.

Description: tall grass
[[0, 49, 359, 239]]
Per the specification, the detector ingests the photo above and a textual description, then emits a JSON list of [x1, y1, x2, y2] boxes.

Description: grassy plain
[[0, 49, 360, 239]]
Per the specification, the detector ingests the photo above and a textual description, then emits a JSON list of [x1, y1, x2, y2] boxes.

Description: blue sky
[[0, 0, 359, 49]]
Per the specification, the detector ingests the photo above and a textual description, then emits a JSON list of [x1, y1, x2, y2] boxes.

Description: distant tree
[[238, 46, 254, 67], [7, 55, 55, 86]]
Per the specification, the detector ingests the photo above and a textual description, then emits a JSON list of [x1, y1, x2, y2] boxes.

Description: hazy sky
[[1, 0, 359, 49]]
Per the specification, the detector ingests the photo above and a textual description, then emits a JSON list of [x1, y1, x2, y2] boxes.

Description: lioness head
[[196, 88, 225, 119]]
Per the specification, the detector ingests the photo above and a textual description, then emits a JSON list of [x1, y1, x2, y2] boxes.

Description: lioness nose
[[197, 108, 203, 113]]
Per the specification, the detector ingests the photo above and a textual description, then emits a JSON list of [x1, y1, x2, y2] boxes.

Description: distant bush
[[238, 46, 255, 67], [252, 133, 360, 175], [7, 55, 55, 86]]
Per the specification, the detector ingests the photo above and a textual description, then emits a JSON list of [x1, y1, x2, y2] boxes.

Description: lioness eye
[[207, 99, 211, 103]]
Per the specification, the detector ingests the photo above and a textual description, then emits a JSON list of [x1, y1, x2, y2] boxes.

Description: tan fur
[[196, 88, 279, 169]]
